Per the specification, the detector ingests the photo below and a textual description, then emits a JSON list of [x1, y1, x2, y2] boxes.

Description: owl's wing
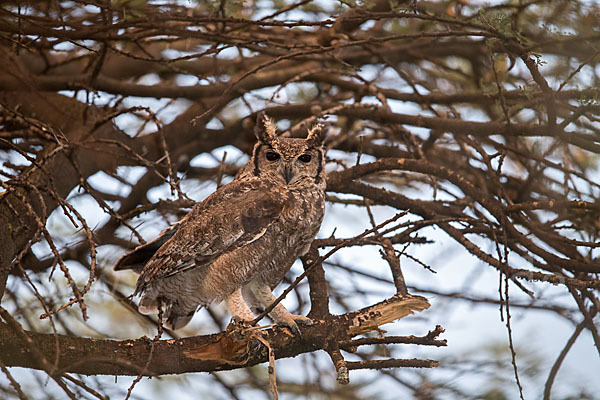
[[135, 181, 285, 292], [113, 224, 179, 273]]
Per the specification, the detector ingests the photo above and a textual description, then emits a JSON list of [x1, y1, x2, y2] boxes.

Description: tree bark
[[0, 295, 430, 376]]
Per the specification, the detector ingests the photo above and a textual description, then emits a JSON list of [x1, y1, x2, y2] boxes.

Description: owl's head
[[249, 112, 326, 188]]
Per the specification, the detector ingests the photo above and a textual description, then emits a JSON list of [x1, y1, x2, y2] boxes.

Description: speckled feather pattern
[[126, 114, 327, 329]]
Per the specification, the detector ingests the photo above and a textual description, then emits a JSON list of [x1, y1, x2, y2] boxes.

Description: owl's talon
[[226, 317, 256, 341], [289, 324, 302, 338], [228, 317, 255, 333], [291, 314, 313, 326], [274, 314, 312, 337], [229, 316, 255, 328], [248, 337, 265, 353], [280, 320, 302, 337]]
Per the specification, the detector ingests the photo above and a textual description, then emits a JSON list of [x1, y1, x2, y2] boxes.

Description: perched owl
[[114, 113, 326, 332]]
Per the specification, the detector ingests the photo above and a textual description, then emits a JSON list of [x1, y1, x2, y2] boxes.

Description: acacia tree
[[1, 0, 599, 399]]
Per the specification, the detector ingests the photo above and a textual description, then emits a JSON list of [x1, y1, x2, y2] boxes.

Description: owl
[[114, 113, 327, 333]]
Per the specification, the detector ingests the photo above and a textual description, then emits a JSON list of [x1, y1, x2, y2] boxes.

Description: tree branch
[[0, 295, 430, 376]]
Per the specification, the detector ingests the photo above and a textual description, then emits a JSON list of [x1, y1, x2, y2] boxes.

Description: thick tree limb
[[0, 295, 430, 376]]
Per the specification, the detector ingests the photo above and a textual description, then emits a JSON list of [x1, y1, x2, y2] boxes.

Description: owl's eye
[[298, 154, 312, 163], [265, 151, 280, 161]]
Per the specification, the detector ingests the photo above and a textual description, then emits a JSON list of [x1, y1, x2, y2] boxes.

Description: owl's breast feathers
[[132, 178, 323, 295]]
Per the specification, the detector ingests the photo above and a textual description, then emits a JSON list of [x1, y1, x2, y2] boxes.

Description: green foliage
[[478, 10, 529, 45]]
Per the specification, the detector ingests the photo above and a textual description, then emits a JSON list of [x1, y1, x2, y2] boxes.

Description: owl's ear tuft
[[306, 123, 326, 147], [254, 112, 277, 144]]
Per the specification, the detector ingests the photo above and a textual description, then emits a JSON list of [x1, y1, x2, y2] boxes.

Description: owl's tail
[[138, 294, 196, 330]]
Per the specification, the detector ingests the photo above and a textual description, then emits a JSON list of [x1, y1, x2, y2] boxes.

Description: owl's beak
[[283, 164, 293, 184]]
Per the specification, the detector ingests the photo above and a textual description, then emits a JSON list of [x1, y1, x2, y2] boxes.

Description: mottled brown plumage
[[114, 113, 326, 331]]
